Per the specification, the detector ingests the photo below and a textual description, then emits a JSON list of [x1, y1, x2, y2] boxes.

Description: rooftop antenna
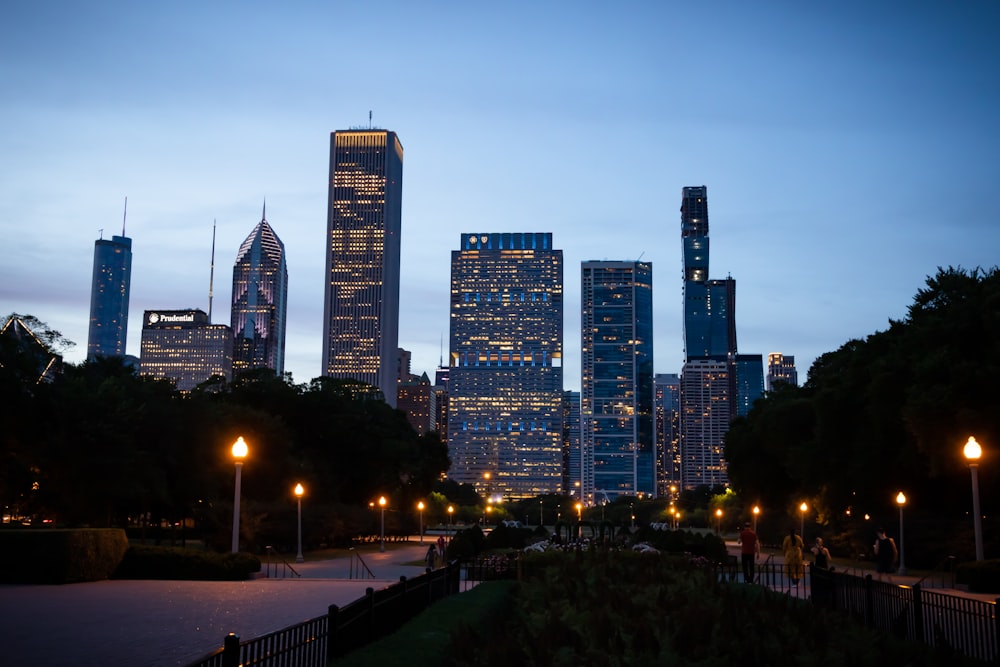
[[369, 110, 372, 128], [636, 251, 645, 262], [439, 332, 444, 367], [98, 228, 104, 240], [122, 196, 128, 236], [262, 198, 266, 221], [208, 219, 216, 322]]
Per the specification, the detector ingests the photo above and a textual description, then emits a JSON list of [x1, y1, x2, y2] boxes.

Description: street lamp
[[896, 491, 907, 575], [752, 505, 761, 533], [447, 504, 454, 538], [294, 483, 305, 563], [417, 501, 425, 544], [799, 502, 808, 538], [964, 436, 985, 561], [715, 508, 723, 534], [230, 437, 248, 553], [378, 496, 387, 552]]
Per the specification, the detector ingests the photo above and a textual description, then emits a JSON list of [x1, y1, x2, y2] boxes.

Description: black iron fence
[[184, 561, 460, 667]]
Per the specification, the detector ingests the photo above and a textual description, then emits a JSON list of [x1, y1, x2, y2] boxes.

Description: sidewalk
[[0, 543, 431, 667]]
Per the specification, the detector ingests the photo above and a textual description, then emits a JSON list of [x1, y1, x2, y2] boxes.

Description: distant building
[[447, 232, 564, 500], [766, 352, 799, 390], [139, 309, 232, 392], [397, 372, 434, 436], [580, 260, 655, 503], [733, 354, 764, 417], [322, 129, 403, 407], [679, 358, 729, 490], [562, 390, 580, 496], [654, 373, 681, 495], [231, 205, 287, 376], [87, 233, 132, 360]]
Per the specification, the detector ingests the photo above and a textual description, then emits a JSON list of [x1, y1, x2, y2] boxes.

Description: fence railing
[[262, 546, 301, 579], [184, 562, 460, 667], [348, 547, 376, 579]]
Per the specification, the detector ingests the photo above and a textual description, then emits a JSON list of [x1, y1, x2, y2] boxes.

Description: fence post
[[365, 587, 375, 645], [326, 604, 339, 663], [221, 633, 240, 667], [863, 574, 874, 628], [912, 584, 924, 643]]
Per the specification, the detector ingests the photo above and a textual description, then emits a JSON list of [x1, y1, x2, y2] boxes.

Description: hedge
[[0, 528, 128, 584]]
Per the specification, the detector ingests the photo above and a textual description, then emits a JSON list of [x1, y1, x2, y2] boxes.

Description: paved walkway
[[0, 543, 432, 667]]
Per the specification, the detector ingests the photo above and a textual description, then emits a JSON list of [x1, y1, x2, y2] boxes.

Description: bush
[[445, 525, 485, 559], [112, 545, 261, 580], [0, 528, 128, 584], [955, 559, 1000, 593], [482, 523, 534, 551]]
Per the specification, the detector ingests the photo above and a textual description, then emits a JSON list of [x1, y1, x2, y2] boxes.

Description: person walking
[[782, 526, 804, 587], [873, 526, 898, 582], [425, 544, 437, 569], [738, 521, 759, 583], [811, 537, 831, 570]]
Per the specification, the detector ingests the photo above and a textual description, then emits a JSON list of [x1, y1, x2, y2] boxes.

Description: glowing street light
[[752, 505, 761, 533], [447, 504, 454, 538], [964, 436, 985, 561], [715, 508, 723, 533], [896, 491, 907, 575], [378, 496, 387, 552], [799, 502, 808, 538], [230, 437, 248, 553], [417, 501, 425, 544], [294, 483, 305, 563]]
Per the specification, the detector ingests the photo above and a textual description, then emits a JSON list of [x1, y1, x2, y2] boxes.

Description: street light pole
[[294, 483, 304, 563], [752, 505, 760, 534], [799, 502, 808, 539], [895, 491, 907, 575], [378, 496, 387, 552], [417, 501, 425, 544], [230, 437, 248, 554], [964, 436, 985, 561]]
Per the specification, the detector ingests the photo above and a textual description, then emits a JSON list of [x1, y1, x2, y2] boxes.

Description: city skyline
[[3, 3, 998, 392]]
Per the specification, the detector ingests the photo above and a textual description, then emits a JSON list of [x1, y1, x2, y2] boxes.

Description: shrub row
[[0, 528, 129, 584], [112, 545, 261, 581]]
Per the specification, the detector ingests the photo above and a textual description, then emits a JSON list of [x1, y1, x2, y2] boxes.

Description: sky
[[2, 1, 998, 392]]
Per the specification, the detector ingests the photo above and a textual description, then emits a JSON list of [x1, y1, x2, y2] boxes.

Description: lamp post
[[799, 502, 808, 538], [447, 504, 454, 539], [378, 496, 387, 552], [417, 501, 425, 544], [294, 483, 305, 563], [752, 505, 761, 534], [896, 491, 907, 575], [230, 437, 248, 553], [964, 436, 985, 561], [715, 508, 723, 534], [539, 498, 543, 527]]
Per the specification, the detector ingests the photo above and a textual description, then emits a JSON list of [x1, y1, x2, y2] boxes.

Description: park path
[[0, 543, 429, 667]]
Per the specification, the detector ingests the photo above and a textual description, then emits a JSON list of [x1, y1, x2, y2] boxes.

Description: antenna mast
[[122, 196, 128, 236], [208, 220, 216, 322]]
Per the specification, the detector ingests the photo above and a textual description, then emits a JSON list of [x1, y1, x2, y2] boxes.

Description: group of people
[[425, 535, 447, 569], [738, 522, 899, 585]]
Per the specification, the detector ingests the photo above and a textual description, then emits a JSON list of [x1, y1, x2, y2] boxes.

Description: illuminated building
[[679, 358, 729, 489], [654, 373, 681, 495], [322, 129, 403, 407], [231, 205, 287, 375], [580, 261, 654, 503], [139, 309, 232, 392], [734, 354, 764, 417], [87, 233, 132, 360], [766, 352, 799, 390], [563, 390, 580, 496], [397, 372, 435, 436], [447, 232, 563, 500]]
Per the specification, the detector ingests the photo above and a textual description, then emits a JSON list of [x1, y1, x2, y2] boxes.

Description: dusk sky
[[3, 2, 998, 391]]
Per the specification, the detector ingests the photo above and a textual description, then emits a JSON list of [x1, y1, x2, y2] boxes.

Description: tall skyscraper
[[654, 373, 681, 496], [679, 359, 729, 489], [562, 390, 581, 496], [580, 261, 655, 503], [322, 129, 403, 407], [231, 205, 288, 376], [139, 309, 232, 392], [766, 352, 799, 390], [733, 354, 764, 417], [447, 233, 563, 500], [87, 229, 132, 360]]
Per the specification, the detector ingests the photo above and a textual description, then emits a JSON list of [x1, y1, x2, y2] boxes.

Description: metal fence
[[184, 561, 460, 667]]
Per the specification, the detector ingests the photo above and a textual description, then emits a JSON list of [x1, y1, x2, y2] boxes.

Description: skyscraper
[[139, 309, 232, 392], [87, 230, 132, 360], [679, 359, 729, 489], [654, 373, 681, 495], [580, 261, 655, 503], [733, 354, 764, 417], [447, 233, 563, 500], [322, 129, 403, 407], [766, 352, 799, 390], [231, 205, 288, 376]]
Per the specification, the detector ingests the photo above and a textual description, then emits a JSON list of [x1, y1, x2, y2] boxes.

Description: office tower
[[433, 366, 450, 440], [447, 233, 563, 500], [398, 372, 435, 436], [87, 232, 132, 360], [231, 205, 288, 376], [654, 373, 681, 496], [679, 359, 729, 489], [766, 352, 799, 390], [322, 129, 403, 407], [139, 309, 232, 392], [562, 390, 580, 496], [580, 261, 655, 503], [734, 354, 764, 417], [397, 347, 413, 384]]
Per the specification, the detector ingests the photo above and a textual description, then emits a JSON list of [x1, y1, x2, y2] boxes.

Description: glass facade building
[[654, 373, 681, 496], [766, 352, 799, 390], [679, 358, 729, 489], [87, 234, 132, 360], [231, 206, 288, 376], [139, 309, 232, 392], [734, 354, 764, 417], [322, 129, 403, 407], [447, 232, 563, 500], [580, 261, 655, 503]]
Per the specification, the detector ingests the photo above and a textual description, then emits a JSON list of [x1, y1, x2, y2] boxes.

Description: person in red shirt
[[738, 522, 760, 583]]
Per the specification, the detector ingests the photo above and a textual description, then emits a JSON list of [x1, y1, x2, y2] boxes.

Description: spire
[[122, 196, 128, 236], [262, 198, 267, 223]]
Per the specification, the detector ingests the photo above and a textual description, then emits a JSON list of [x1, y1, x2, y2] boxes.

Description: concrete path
[[0, 543, 432, 667]]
